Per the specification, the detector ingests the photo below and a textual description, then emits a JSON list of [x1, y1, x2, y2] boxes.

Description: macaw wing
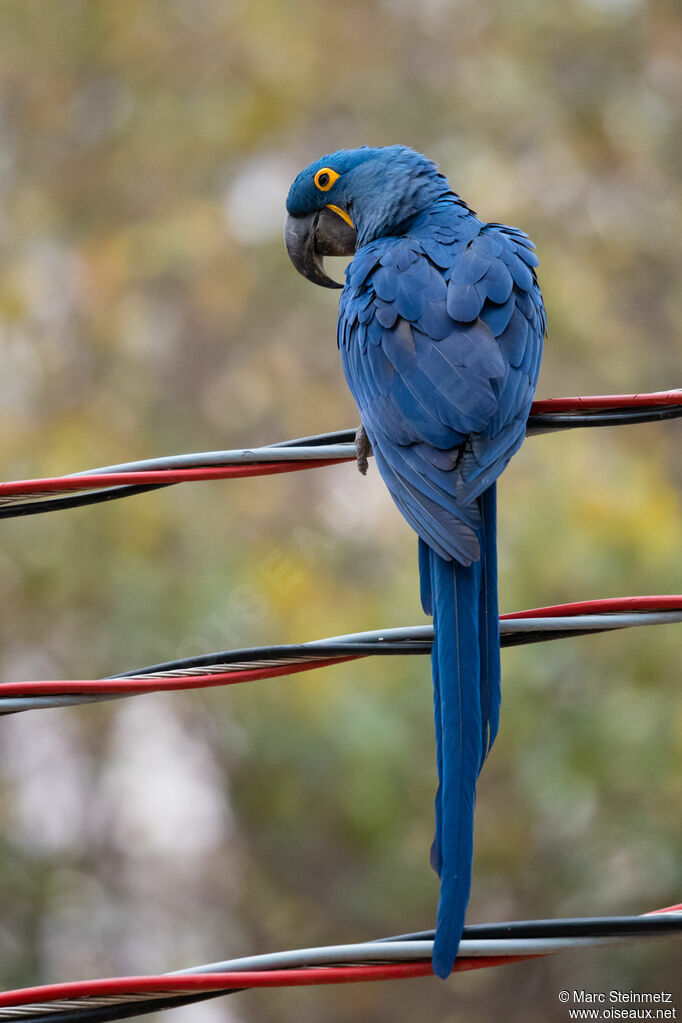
[[338, 227, 545, 563]]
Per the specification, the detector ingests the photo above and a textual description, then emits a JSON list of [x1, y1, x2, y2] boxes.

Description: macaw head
[[285, 145, 447, 288]]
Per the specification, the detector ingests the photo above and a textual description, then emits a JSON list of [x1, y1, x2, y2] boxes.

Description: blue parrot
[[284, 145, 545, 978]]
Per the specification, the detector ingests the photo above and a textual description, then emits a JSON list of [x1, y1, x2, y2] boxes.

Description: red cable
[[530, 390, 682, 413], [0, 657, 362, 698], [644, 903, 682, 915], [502, 595, 682, 620], [0, 957, 538, 1008], [0, 459, 351, 500]]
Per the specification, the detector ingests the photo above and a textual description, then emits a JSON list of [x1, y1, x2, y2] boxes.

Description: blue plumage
[[286, 145, 545, 978]]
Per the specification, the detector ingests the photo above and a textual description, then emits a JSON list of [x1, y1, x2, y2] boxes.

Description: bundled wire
[[0, 390, 679, 518], [1, 596, 679, 714], [1, 906, 680, 1022], [0, 398, 678, 1021]]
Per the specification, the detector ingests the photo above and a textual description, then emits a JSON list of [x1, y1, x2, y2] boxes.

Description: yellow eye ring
[[314, 167, 339, 191]]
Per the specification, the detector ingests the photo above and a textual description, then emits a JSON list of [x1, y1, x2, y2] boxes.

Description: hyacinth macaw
[[284, 145, 545, 978]]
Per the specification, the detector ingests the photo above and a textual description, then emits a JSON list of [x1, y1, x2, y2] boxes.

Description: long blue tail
[[418, 484, 500, 979]]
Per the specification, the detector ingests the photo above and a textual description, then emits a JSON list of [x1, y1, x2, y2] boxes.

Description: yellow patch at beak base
[[326, 204, 355, 229]]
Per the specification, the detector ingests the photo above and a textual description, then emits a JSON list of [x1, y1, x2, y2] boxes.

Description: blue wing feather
[[480, 292, 516, 336]]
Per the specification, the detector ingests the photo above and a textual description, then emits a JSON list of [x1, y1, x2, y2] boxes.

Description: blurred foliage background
[[0, 1, 680, 1021]]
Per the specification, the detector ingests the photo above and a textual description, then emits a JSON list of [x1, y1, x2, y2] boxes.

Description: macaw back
[[338, 196, 544, 563]]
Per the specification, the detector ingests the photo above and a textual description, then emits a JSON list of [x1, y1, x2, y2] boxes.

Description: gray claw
[[355, 424, 373, 476]]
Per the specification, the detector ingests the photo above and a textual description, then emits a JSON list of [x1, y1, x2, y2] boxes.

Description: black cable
[[0, 484, 171, 520], [381, 914, 682, 943], [109, 641, 433, 679], [17, 990, 233, 1023], [502, 627, 613, 647], [273, 429, 357, 447], [527, 405, 682, 431], [110, 626, 625, 680]]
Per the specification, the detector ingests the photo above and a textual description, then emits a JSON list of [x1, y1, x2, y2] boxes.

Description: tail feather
[[428, 612, 444, 877], [478, 483, 500, 766], [418, 485, 500, 979]]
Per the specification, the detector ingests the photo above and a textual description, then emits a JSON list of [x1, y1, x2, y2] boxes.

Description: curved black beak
[[284, 208, 357, 289]]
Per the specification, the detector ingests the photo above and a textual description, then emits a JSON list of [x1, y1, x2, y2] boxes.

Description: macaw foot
[[355, 424, 373, 476]]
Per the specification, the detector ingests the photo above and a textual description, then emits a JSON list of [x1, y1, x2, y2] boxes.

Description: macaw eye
[[314, 167, 339, 191]]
